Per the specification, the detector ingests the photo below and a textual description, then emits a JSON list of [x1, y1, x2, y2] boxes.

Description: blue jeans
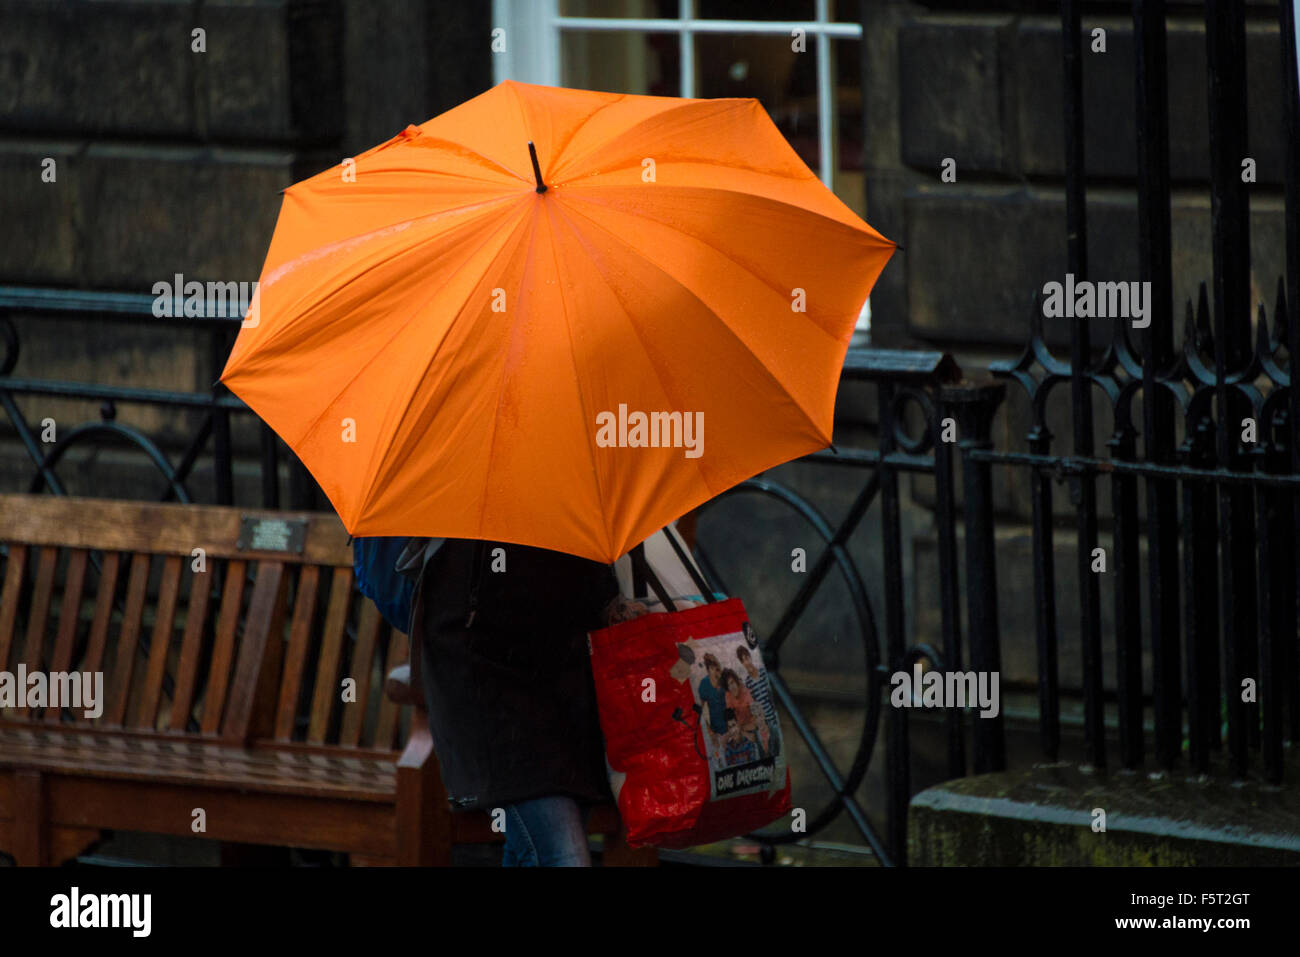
[[502, 796, 592, 867]]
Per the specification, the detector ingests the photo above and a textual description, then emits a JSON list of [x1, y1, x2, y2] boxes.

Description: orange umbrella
[[220, 81, 896, 563]]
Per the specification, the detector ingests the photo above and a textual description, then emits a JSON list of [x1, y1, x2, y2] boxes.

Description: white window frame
[[491, 0, 872, 337]]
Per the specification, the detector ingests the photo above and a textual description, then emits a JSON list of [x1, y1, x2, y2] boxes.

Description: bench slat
[[136, 556, 183, 730], [79, 552, 120, 694], [201, 561, 247, 735], [0, 727, 396, 803], [44, 549, 89, 723], [0, 494, 351, 566], [0, 543, 27, 673], [0, 496, 549, 866], [308, 568, 353, 744], [15, 548, 58, 718], [339, 602, 382, 748], [275, 565, 320, 741], [105, 553, 150, 726], [221, 560, 288, 745], [170, 564, 214, 732], [374, 630, 408, 750]]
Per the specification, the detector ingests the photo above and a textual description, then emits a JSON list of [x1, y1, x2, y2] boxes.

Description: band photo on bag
[[687, 623, 785, 801]]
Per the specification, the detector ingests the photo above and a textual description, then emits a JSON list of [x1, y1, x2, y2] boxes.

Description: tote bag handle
[[629, 527, 718, 613]]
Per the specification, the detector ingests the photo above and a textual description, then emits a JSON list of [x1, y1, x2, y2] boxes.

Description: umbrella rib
[[539, 199, 615, 561], [410, 134, 531, 185], [547, 199, 725, 557], [467, 208, 552, 545], [265, 202, 529, 529], [349, 203, 540, 527], [547, 199, 817, 502], [547, 96, 746, 185], [539, 92, 630, 183], [249, 193, 523, 364], [562, 184, 889, 351], [552, 195, 848, 440], [561, 181, 894, 252]]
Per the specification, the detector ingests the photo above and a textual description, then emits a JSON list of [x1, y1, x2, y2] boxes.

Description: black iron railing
[[966, 0, 1300, 789], [0, 287, 316, 509], [0, 286, 973, 866], [694, 350, 968, 866]]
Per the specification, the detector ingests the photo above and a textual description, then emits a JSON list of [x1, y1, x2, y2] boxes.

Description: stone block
[[910, 763, 1300, 865], [899, 17, 1015, 175], [0, 0, 196, 136], [77, 143, 293, 287], [861, 167, 913, 347], [205, 0, 342, 142], [0, 141, 80, 282], [902, 185, 1289, 349], [1016, 17, 1288, 186]]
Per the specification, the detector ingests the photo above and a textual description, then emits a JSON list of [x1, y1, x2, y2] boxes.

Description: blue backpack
[[351, 536, 415, 633]]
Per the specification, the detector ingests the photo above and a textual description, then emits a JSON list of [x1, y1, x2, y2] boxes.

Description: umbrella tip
[[528, 141, 547, 193]]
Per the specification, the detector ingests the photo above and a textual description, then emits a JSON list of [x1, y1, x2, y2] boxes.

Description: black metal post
[[934, 393, 967, 778], [1133, 0, 1181, 770], [879, 381, 910, 866], [260, 424, 280, 509], [1061, 0, 1106, 769], [1280, 0, 1300, 749], [1205, 0, 1255, 777], [209, 331, 234, 506], [947, 381, 1007, 774]]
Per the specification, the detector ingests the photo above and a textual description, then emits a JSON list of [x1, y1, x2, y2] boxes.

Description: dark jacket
[[409, 537, 619, 811]]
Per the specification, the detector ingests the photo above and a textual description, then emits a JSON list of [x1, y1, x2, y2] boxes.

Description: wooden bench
[[0, 494, 652, 866]]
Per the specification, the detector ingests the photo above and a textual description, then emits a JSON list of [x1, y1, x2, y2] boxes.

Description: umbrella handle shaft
[[528, 141, 547, 193]]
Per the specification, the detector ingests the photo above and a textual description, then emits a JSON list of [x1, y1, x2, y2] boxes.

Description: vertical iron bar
[[1062, 0, 1106, 768], [1110, 426, 1144, 768], [1133, 0, 1181, 770], [947, 382, 1007, 773], [1029, 424, 1060, 762], [209, 330, 234, 506], [1256, 439, 1282, 782], [1188, 290, 1223, 766], [287, 454, 315, 511], [934, 392, 967, 778], [1205, 0, 1254, 777], [878, 381, 910, 867], [1279, 0, 1300, 747], [1182, 463, 1218, 772], [260, 424, 280, 509]]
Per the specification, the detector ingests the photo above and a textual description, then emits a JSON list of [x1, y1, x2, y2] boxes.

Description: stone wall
[[0, 0, 491, 500], [863, 0, 1291, 353]]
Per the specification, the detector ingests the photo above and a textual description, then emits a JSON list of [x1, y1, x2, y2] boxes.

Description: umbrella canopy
[[220, 80, 896, 563]]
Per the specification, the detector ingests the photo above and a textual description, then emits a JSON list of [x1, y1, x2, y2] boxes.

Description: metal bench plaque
[[236, 516, 308, 554]]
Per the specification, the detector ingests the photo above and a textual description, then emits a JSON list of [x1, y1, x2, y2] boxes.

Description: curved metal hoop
[[693, 477, 883, 848], [29, 421, 193, 504]]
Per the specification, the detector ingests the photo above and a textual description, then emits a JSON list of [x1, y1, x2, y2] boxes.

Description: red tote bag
[[588, 546, 791, 849]]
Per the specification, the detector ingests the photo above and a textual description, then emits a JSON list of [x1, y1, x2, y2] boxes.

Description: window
[[491, 0, 872, 337]]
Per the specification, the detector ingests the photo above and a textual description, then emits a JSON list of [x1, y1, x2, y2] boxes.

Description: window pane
[[833, 0, 859, 23], [560, 0, 679, 17], [695, 32, 819, 172], [832, 38, 863, 217], [562, 30, 681, 96], [697, 0, 815, 20]]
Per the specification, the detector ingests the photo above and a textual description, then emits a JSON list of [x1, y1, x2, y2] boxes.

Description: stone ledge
[[909, 762, 1300, 865]]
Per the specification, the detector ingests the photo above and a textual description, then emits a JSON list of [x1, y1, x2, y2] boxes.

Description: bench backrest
[[0, 494, 409, 754]]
